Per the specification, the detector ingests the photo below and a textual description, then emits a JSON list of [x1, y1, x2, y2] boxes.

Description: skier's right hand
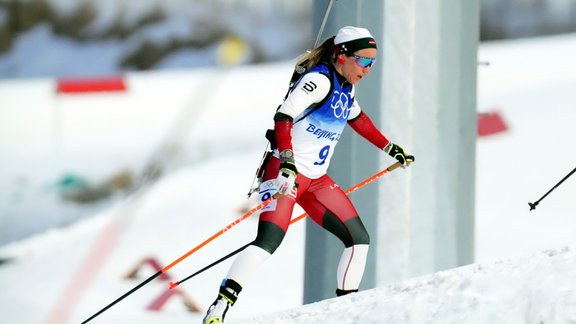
[[384, 142, 415, 166], [275, 149, 297, 196]]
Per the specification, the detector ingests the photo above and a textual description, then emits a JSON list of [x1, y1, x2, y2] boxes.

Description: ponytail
[[295, 36, 336, 72]]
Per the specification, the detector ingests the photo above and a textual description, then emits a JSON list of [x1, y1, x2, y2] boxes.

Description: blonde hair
[[295, 36, 336, 72]]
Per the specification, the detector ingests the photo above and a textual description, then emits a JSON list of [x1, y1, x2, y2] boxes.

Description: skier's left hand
[[275, 149, 298, 196], [384, 142, 415, 166]]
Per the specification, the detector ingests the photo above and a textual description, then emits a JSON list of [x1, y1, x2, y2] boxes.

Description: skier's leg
[[335, 241, 369, 295], [203, 278, 242, 324], [227, 163, 313, 284], [298, 175, 370, 295], [204, 191, 297, 324], [204, 159, 310, 323], [226, 191, 297, 284]]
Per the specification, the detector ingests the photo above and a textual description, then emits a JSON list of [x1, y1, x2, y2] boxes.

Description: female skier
[[203, 26, 414, 324]]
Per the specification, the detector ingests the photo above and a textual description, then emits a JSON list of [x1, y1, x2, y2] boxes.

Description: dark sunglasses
[[350, 54, 376, 68]]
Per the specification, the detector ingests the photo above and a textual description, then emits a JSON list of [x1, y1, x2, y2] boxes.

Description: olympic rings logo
[[330, 90, 352, 119]]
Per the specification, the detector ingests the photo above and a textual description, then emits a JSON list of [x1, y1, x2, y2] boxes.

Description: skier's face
[[339, 48, 377, 85]]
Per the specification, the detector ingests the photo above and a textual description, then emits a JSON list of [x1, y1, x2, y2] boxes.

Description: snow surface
[[238, 247, 576, 323], [1, 33, 576, 323]]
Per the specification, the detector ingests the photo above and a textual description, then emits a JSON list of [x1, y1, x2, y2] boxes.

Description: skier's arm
[[275, 72, 331, 122], [347, 110, 390, 150], [274, 71, 331, 154], [273, 113, 298, 195], [348, 106, 415, 165], [272, 72, 330, 195]]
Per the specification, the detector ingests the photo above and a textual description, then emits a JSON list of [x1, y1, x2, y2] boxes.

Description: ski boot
[[203, 279, 242, 324], [336, 288, 358, 296]]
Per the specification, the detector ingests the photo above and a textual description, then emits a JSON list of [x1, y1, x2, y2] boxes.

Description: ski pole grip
[[387, 161, 407, 171]]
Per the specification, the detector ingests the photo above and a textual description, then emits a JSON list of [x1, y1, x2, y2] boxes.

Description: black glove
[[384, 143, 415, 166], [276, 149, 298, 195]]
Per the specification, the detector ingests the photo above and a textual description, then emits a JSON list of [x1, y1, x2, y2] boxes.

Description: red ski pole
[[290, 161, 404, 224], [80, 194, 277, 324], [169, 161, 406, 288]]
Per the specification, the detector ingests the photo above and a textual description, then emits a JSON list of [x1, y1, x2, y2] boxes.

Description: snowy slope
[[238, 247, 576, 324], [1, 33, 576, 324]]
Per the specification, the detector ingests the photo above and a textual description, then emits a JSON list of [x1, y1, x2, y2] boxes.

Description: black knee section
[[252, 221, 286, 254], [323, 212, 370, 247], [344, 217, 370, 245]]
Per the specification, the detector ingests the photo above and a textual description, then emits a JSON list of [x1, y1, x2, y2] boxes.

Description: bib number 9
[[314, 145, 331, 166]]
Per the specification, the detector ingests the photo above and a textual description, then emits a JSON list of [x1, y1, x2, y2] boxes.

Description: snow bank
[[239, 247, 576, 324]]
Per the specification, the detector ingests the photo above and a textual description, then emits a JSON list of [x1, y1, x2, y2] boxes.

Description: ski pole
[[171, 161, 406, 287], [169, 243, 251, 289], [82, 161, 407, 323], [314, 0, 335, 48], [529, 165, 576, 211], [291, 161, 404, 224], [81, 195, 277, 324]]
